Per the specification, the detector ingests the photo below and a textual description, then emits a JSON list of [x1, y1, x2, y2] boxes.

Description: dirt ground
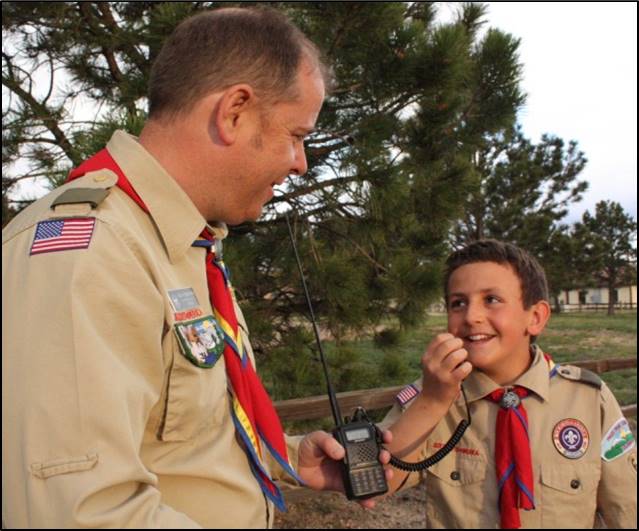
[[274, 484, 427, 529], [273, 482, 610, 529]]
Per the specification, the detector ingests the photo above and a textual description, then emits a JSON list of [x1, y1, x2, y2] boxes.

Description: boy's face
[[446, 261, 550, 385]]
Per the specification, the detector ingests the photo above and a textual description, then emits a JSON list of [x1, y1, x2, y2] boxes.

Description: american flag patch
[[30, 218, 96, 255], [396, 383, 419, 406]]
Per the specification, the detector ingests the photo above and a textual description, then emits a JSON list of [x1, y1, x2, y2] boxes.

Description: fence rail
[[563, 302, 637, 311], [274, 357, 637, 421]]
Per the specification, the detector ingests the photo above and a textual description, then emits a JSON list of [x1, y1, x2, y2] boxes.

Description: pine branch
[[78, 1, 137, 117], [314, 222, 389, 273], [271, 176, 359, 204], [2, 56, 79, 165], [96, 2, 147, 69]]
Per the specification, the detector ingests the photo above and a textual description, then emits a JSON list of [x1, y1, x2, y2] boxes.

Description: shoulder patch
[[30, 218, 96, 255], [557, 365, 602, 389], [395, 383, 420, 407], [602, 417, 635, 462]]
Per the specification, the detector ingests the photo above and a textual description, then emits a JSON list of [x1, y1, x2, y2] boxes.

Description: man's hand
[[297, 429, 393, 508]]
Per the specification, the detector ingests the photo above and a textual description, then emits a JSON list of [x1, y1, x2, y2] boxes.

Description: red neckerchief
[[483, 352, 556, 528], [486, 385, 535, 528]]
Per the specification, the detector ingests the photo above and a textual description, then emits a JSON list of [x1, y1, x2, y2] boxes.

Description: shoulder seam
[[556, 365, 603, 390]]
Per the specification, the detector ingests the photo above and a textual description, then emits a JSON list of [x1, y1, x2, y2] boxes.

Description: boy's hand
[[421, 333, 472, 408]]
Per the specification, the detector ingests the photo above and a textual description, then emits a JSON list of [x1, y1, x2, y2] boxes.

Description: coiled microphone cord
[[386, 385, 472, 472]]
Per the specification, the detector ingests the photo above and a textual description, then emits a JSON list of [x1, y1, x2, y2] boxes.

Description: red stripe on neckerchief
[[197, 230, 302, 511], [69, 151, 301, 511]]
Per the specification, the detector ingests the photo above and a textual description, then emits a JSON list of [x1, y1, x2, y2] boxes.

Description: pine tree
[[572, 201, 637, 315], [3, 2, 525, 394], [452, 125, 588, 249]]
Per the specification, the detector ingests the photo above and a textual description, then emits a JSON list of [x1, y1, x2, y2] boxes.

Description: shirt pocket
[[540, 461, 600, 527], [159, 327, 228, 442], [425, 454, 488, 527]]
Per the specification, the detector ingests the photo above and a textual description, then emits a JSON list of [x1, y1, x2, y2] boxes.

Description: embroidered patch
[[396, 384, 419, 406], [174, 316, 225, 368], [602, 417, 635, 462], [30, 218, 96, 255], [553, 418, 590, 459], [174, 308, 204, 322], [168, 288, 200, 313], [433, 442, 480, 457]]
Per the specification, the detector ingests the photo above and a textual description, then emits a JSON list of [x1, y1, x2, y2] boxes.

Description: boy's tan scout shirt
[[2, 130, 298, 528], [382, 346, 637, 528]]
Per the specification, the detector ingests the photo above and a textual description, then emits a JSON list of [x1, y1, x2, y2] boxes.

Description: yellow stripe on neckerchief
[[195, 232, 303, 512]]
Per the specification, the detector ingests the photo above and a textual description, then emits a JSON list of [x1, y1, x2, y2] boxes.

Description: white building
[[557, 285, 637, 310]]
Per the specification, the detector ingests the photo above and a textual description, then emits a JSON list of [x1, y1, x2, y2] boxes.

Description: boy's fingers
[[425, 335, 463, 364], [452, 361, 473, 380], [440, 347, 468, 373]]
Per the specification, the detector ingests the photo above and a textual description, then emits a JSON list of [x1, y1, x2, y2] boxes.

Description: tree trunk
[[552, 294, 562, 313], [607, 280, 615, 316]]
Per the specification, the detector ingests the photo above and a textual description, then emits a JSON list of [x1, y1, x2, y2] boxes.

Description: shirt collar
[[460, 344, 552, 404], [106, 130, 228, 262], [515, 344, 552, 402]]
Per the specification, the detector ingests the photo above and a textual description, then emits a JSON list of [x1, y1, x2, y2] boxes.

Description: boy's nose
[[465, 302, 485, 323]]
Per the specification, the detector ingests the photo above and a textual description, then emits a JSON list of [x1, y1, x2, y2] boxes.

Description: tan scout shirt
[[382, 346, 637, 528], [2, 130, 296, 528]]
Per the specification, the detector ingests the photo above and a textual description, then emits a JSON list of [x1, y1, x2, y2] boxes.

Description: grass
[[327, 311, 637, 403], [542, 312, 637, 407], [280, 311, 637, 433]]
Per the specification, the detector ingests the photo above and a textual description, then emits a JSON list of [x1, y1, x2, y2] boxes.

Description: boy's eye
[[449, 299, 466, 310], [486, 295, 501, 304]]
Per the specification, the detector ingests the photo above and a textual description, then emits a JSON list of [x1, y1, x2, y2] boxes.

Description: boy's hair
[[148, 6, 329, 121], [444, 239, 549, 309]]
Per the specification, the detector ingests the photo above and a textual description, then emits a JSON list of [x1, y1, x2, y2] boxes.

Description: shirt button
[[450, 471, 460, 481], [570, 479, 581, 489], [93, 174, 108, 182]]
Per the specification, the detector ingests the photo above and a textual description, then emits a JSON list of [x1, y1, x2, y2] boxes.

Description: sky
[[457, 1, 638, 223], [10, 2, 638, 225]]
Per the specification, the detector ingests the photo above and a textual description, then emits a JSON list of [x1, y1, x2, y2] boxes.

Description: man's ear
[[214, 84, 256, 145], [527, 300, 551, 337]]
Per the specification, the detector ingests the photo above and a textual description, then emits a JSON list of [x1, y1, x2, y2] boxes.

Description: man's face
[[446, 261, 540, 385], [228, 64, 325, 224]]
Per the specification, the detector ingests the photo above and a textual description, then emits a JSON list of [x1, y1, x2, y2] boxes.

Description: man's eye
[[486, 295, 500, 304]]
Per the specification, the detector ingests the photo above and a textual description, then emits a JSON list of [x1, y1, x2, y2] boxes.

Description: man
[[2, 7, 389, 528]]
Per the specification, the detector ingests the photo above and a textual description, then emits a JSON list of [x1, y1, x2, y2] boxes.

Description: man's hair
[[148, 6, 328, 121], [444, 239, 549, 309]]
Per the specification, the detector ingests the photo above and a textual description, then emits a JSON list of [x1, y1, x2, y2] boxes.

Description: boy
[[382, 239, 636, 528]]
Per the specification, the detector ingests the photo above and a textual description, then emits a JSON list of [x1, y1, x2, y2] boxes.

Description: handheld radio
[[285, 215, 388, 500], [285, 213, 471, 500]]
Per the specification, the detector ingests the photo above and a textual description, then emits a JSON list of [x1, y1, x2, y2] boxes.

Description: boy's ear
[[527, 300, 551, 337]]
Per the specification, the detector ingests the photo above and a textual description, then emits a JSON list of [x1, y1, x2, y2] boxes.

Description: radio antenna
[[285, 213, 344, 427]]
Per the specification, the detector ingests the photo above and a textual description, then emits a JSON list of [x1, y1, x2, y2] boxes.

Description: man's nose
[[291, 142, 308, 176]]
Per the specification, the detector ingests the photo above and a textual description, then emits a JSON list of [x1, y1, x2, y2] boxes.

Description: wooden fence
[[274, 357, 637, 421], [563, 302, 637, 312]]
